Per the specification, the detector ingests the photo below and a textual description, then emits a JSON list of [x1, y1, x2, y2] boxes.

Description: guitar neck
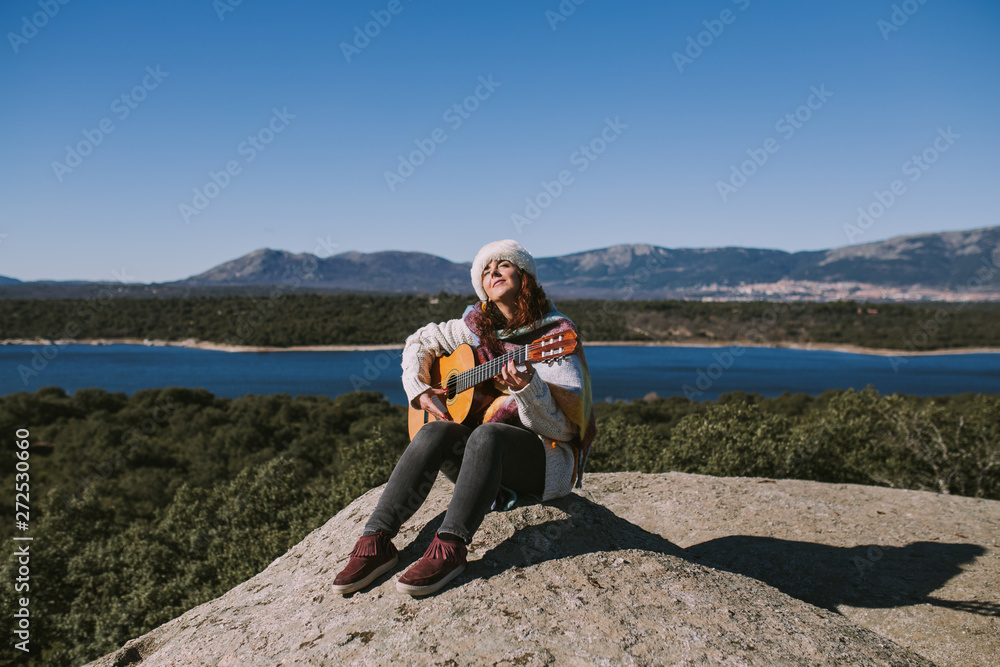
[[451, 345, 527, 394]]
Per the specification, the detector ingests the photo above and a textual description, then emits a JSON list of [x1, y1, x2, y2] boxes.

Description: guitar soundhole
[[446, 375, 457, 400]]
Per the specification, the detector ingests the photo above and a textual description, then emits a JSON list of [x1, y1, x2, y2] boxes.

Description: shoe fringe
[[425, 537, 462, 562], [350, 534, 381, 558]]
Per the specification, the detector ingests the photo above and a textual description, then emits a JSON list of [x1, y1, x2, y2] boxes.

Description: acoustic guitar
[[407, 330, 578, 439]]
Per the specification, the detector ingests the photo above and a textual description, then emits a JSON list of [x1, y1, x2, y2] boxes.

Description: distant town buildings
[[688, 279, 1000, 303]]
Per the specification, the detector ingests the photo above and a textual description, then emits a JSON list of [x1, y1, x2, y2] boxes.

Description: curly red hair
[[477, 268, 550, 355]]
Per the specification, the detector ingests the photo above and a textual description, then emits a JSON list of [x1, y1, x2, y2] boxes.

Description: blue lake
[[2, 343, 999, 403]]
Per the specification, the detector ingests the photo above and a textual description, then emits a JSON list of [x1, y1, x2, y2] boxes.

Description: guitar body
[[406, 330, 578, 440], [408, 344, 494, 439]]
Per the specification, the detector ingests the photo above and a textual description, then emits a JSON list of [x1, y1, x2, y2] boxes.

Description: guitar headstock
[[526, 330, 578, 364]]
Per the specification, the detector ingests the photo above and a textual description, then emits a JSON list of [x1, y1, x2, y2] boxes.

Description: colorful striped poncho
[[463, 303, 597, 488]]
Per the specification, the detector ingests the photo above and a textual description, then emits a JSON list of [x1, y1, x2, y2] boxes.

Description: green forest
[[2, 293, 1000, 350], [2, 386, 998, 665]]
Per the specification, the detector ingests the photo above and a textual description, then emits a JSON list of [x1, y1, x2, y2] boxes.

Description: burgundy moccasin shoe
[[331, 531, 398, 595], [396, 533, 467, 596]]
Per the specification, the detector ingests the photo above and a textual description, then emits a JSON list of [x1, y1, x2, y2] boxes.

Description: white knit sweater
[[401, 316, 581, 500]]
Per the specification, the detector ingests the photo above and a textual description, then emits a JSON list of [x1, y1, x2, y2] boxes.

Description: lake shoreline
[[4, 337, 1000, 357]]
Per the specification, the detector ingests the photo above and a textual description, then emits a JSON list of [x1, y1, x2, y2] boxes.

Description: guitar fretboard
[[444, 334, 573, 396], [449, 345, 527, 395]]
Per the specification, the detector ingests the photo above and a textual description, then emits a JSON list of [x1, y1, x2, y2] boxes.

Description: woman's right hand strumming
[[417, 387, 453, 422]]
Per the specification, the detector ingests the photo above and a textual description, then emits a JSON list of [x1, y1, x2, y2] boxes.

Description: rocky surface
[[87, 472, 998, 666]]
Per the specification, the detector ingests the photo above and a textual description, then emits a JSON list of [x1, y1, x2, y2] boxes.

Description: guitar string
[[428, 337, 575, 393]]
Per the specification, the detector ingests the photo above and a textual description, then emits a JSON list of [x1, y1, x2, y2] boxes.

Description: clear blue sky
[[1, 0, 998, 282]]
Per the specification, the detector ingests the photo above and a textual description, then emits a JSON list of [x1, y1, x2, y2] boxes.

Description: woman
[[332, 239, 596, 596]]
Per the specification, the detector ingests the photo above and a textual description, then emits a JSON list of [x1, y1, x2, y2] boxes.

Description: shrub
[[665, 403, 794, 478]]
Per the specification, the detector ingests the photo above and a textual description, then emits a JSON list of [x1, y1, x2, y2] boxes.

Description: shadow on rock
[[685, 535, 997, 617], [387, 493, 995, 618], [472, 494, 686, 579]]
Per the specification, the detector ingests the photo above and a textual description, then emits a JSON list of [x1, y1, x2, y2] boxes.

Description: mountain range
[[3, 226, 999, 300], [174, 225, 1000, 299]]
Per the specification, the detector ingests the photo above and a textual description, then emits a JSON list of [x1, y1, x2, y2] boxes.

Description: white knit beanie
[[470, 239, 538, 301]]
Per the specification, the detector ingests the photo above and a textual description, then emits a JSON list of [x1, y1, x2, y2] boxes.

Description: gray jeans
[[363, 421, 546, 543]]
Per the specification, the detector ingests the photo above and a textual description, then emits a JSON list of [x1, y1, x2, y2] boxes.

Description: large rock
[[87, 473, 999, 666]]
